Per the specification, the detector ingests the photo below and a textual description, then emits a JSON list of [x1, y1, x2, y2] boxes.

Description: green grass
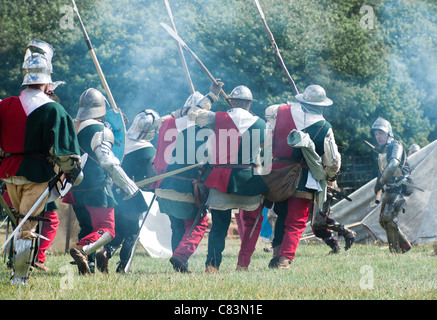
[[1, 238, 436, 300]]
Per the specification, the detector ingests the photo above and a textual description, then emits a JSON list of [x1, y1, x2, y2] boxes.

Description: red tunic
[[152, 117, 177, 189], [272, 105, 297, 169], [204, 111, 241, 193]]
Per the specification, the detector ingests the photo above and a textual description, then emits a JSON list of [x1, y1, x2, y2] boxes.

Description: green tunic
[[72, 121, 116, 208]]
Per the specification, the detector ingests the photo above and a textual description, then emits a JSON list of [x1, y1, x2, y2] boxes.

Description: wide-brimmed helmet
[[295, 85, 333, 107], [227, 85, 256, 101]]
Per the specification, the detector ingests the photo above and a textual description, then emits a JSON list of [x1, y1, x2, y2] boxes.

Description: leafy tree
[[0, 0, 435, 159]]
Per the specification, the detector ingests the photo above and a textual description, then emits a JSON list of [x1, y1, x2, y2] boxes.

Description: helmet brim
[[295, 94, 333, 107], [225, 97, 257, 102]]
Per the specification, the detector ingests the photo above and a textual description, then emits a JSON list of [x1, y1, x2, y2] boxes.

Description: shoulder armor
[[388, 140, 404, 162], [90, 125, 115, 152]]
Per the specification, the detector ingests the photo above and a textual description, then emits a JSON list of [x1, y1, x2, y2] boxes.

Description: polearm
[[396, 178, 424, 192], [72, 0, 120, 112], [0, 193, 16, 226], [163, 0, 195, 94], [254, 0, 299, 96], [249, 208, 263, 239], [124, 194, 156, 274], [135, 162, 202, 188], [160, 22, 232, 108], [364, 140, 383, 204], [364, 140, 379, 153]]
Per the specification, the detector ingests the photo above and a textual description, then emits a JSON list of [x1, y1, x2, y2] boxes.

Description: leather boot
[[268, 245, 281, 269], [70, 245, 91, 275], [34, 260, 50, 272], [205, 264, 219, 273], [96, 248, 110, 273], [170, 255, 191, 274], [277, 256, 292, 269], [324, 237, 341, 254], [236, 265, 248, 271]]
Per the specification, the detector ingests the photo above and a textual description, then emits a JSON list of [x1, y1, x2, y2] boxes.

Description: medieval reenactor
[[187, 84, 269, 272], [67, 88, 140, 275], [0, 40, 82, 285], [264, 84, 341, 269], [154, 84, 221, 273], [96, 109, 159, 273], [371, 118, 413, 253]]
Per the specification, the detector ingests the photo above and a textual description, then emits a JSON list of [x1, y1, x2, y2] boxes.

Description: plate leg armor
[[338, 228, 357, 251], [323, 236, 341, 254], [11, 237, 36, 286], [379, 193, 410, 253], [82, 231, 113, 256]]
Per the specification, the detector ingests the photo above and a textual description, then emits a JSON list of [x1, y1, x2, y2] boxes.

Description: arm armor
[[380, 141, 403, 185], [91, 126, 139, 197], [322, 128, 341, 181], [197, 91, 219, 111], [50, 145, 81, 173], [50, 148, 83, 185], [187, 106, 216, 128]]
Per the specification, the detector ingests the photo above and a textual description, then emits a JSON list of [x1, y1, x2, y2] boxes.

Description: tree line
[[1, 0, 436, 157]]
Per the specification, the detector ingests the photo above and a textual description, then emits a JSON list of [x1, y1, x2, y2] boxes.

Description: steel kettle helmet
[[75, 88, 107, 121], [295, 85, 333, 107], [183, 91, 205, 108], [228, 85, 256, 101], [371, 118, 393, 137], [127, 109, 160, 141]]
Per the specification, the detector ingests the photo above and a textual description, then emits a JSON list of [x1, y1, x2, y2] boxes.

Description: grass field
[[1, 236, 436, 301]]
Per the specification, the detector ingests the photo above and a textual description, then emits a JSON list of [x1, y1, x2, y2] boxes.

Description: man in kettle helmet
[[371, 118, 412, 253], [187, 84, 269, 272], [264, 84, 342, 268]]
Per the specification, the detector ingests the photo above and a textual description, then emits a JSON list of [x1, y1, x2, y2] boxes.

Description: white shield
[[138, 191, 172, 258]]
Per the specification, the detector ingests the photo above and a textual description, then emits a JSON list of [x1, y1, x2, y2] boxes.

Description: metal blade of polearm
[[160, 22, 231, 107], [163, 0, 195, 94], [397, 179, 425, 192], [254, 0, 299, 96]]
